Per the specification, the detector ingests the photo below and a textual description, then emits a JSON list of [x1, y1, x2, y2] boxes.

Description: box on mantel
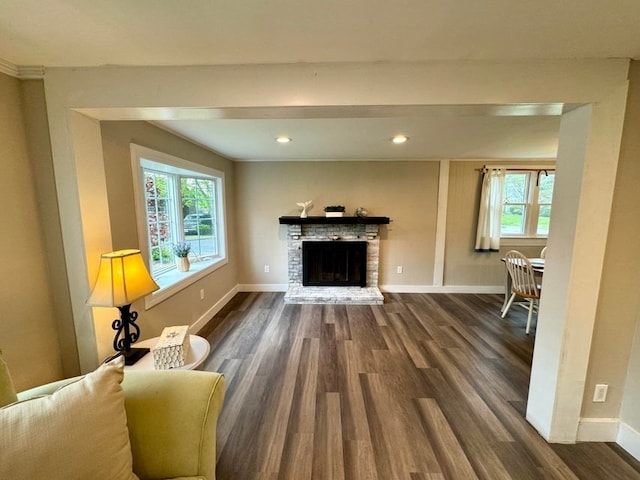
[[152, 325, 190, 369]]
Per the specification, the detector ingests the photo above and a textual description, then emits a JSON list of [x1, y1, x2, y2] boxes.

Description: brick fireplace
[[279, 216, 390, 304]]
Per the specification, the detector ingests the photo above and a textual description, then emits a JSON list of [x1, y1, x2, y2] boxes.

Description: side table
[[124, 334, 211, 371]]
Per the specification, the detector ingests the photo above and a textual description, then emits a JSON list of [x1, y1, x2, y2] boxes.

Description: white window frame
[[130, 144, 228, 308], [500, 168, 555, 241]]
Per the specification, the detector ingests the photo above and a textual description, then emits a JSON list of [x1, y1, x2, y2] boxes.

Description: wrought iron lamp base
[[111, 304, 148, 366]]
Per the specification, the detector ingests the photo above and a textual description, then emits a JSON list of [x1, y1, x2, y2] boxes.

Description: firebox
[[302, 241, 367, 287]]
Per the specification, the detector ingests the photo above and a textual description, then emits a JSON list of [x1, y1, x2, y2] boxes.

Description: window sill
[[144, 256, 228, 309], [500, 237, 547, 247]]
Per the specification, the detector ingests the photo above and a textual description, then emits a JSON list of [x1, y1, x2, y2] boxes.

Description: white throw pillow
[[0, 357, 139, 480]]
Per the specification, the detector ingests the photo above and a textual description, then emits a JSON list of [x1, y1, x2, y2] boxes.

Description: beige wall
[[583, 61, 640, 424], [0, 73, 65, 390], [445, 160, 553, 287], [234, 161, 439, 287], [98, 121, 238, 361], [236, 159, 553, 290]]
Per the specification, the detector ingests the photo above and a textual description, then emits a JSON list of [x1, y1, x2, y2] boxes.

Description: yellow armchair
[[123, 370, 225, 480], [16, 369, 225, 480]]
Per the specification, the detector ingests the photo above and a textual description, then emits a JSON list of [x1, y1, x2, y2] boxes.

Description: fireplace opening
[[302, 241, 367, 287]]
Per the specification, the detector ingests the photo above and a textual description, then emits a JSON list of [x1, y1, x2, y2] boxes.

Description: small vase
[[176, 256, 190, 272]]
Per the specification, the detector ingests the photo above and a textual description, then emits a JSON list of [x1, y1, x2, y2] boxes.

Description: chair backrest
[[504, 250, 540, 299], [540, 246, 547, 259]]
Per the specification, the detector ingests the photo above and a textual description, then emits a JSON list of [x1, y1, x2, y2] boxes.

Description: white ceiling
[[3, 1, 639, 67], [3, 0, 639, 160], [152, 105, 563, 161]]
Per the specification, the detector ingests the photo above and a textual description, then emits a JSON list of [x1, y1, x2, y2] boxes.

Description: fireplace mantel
[[279, 215, 390, 225]]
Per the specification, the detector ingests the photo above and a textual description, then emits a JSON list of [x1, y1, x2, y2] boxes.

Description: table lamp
[[87, 249, 159, 365]]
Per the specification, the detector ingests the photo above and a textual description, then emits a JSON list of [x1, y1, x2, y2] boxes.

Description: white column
[[527, 84, 628, 442]]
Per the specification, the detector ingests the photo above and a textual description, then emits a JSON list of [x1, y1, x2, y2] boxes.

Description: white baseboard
[[617, 421, 640, 461], [235, 284, 504, 294], [238, 283, 504, 294], [238, 283, 288, 292], [576, 417, 620, 442], [189, 284, 240, 333], [379, 284, 504, 294], [576, 417, 640, 459]]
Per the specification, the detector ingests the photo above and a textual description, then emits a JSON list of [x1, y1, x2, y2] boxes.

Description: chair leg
[[502, 293, 516, 318], [525, 299, 534, 334]]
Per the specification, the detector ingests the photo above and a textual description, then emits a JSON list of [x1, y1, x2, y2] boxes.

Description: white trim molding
[[238, 283, 288, 292], [0, 58, 19, 77], [576, 417, 620, 442], [617, 422, 640, 461], [189, 285, 239, 334], [17, 65, 45, 79], [239, 284, 504, 295], [433, 159, 449, 287], [574, 418, 640, 462], [0, 58, 44, 79], [380, 284, 504, 294]]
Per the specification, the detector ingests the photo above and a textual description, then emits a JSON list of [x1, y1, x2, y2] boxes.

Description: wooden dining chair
[[501, 250, 540, 334]]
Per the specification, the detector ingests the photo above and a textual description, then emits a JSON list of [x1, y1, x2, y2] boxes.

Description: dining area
[[501, 247, 546, 334]]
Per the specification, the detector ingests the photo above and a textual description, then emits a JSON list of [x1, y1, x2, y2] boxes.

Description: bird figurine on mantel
[[297, 200, 313, 218]]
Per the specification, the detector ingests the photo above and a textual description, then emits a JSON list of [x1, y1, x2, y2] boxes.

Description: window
[[501, 170, 555, 237], [131, 144, 227, 305]]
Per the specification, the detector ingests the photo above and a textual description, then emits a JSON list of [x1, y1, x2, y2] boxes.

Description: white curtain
[[475, 168, 505, 252]]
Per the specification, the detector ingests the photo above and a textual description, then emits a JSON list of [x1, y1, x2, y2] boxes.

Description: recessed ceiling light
[[392, 134, 409, 144], [275, 136, 292, 143]]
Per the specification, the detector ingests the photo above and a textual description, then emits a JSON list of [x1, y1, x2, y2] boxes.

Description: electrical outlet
[[200, 289, 205, 300], [264, 265, 270, 273], [397, 265, 403, 274], [593, 383, 608, 402]]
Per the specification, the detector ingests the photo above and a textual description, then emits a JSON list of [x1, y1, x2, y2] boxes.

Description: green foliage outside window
[[151, 246, 172, 262], [501, 171, 554, 237]]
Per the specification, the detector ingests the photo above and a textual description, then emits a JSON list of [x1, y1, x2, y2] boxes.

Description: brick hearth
[[280, 218, 387, 305]]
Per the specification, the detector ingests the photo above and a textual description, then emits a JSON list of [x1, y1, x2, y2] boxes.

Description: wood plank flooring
[[199, 292, 640, 480]]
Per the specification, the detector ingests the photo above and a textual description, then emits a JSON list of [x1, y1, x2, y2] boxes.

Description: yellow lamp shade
[[87, 249, 159, 307]]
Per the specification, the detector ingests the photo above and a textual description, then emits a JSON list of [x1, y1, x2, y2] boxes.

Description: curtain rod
[[478, 165, 556, 172], [478, 165, 555, 186]]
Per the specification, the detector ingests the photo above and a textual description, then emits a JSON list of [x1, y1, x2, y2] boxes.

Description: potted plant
[[173, 241, 191, 272], [324, 205, 346, 217]]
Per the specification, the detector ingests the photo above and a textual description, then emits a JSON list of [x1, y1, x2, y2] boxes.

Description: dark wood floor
[[199, 292, 640, 480]]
